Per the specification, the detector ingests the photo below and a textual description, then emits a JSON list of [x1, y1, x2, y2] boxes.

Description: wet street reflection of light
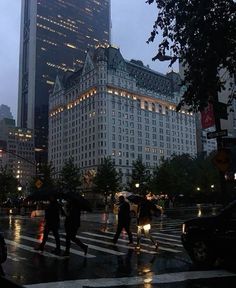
[[197, 208, 202, 217], [8, 217, 22, 241], [37, 219, 44, 241], [143, 276, 153, 285]]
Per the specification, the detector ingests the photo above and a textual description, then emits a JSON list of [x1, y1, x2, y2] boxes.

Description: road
[[1, 208, 236, 288]]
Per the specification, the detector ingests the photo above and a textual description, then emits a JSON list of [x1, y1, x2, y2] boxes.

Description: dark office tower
[[18, 0, 111, 162]]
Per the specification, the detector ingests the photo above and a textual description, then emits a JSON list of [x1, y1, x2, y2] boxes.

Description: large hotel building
[[18, 0, 111, 161], [49, 46, 197, 185]]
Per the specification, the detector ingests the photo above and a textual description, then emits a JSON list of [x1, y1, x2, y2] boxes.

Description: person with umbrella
[[63, 194, 90, 256], [113, 195, 133, 245], [34, 195, 62, 255], [132, 194, 159, 251]]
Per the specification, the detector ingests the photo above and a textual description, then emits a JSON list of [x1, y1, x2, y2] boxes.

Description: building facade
[[18, 0, 111, 160], [0, 118, 35, 191], [48, 46, 197, 185], [0, 104, 13, 121]]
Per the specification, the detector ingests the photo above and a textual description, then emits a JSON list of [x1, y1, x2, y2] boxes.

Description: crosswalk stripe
[[7, 255, 20, 262], [25, 269, 236, 288], [81, 232, 157, 254], [99, 231, 181, 253], [158, 228, 180, 232], [151, 235, 182, 244], [89, 231, 183, 248], [153, 231, 181, 239], [59, 233, 125, 256], [5, 239, 59, 258], [20, 235, 96, 258]]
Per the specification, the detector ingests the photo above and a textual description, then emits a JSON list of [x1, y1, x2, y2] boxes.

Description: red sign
[[201, 103, 215, 129]]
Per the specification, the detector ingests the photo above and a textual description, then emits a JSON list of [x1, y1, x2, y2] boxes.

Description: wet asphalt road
[[0, 208, 236, 288]]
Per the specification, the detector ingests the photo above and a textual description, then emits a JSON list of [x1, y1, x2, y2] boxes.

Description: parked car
[[181, 200, 236, 267]]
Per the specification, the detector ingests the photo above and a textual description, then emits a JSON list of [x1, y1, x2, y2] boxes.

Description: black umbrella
[[26, 188, 62, 201], [62, 192, 92, 212], [127, 194, 145, 204]]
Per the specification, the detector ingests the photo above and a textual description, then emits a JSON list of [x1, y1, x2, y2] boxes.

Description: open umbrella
[[62, 192, 92, 212], [127, 194, 145, 205], [26, 188, 62, 201]]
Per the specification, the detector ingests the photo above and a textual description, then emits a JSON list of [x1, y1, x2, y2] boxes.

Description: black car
[[181, 200, 236, 267]]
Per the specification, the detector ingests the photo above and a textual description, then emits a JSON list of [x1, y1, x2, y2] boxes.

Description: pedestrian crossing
[[3, 218, 185, 261]]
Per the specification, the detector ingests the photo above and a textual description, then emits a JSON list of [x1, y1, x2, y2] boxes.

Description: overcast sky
[[0, 0, 178, 119]]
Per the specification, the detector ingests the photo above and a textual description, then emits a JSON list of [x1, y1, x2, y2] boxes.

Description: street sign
[[35, 179, 43, 189], [207, 129, 228, 139]]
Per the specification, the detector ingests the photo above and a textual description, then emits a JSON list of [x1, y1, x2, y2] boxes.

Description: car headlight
[[182, 223, 186, 234]]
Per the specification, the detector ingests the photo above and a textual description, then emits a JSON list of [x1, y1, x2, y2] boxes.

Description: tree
[[0, 166, 18, 203], [59, 157, 81, 194], [150, 153, 222, 203], [150, 154, 195, 199], [29, 162, 55, 194], [147, 0, 236, 111], [93, 157, 121, 203], [128, 159, 151, 195]]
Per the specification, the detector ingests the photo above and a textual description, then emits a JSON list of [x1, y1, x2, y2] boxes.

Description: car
[[181, 200, 236, 267]]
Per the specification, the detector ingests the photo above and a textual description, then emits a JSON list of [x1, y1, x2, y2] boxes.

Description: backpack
[[0, 233, 7, 264]]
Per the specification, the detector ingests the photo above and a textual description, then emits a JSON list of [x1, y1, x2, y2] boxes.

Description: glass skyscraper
[[18, 0, 110, 161]]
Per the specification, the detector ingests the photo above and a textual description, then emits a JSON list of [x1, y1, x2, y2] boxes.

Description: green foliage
[[128, 159, 151, 195], [150, 154, 194, 197], [59, 157, 81, 194], [0, 166, 18, 203], [93, 157, 121, 195], [150, 154, 220, 203], [147, 0, 236, 111]]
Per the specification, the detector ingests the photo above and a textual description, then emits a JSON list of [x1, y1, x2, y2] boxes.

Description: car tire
[[188, 239, 216, 268]]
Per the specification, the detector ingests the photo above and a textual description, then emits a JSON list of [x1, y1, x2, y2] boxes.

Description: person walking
[[35, 195, 61, 255], [135, 195, 159, 251], [63, 199, 88, 256], [113, 196, 133, 245]]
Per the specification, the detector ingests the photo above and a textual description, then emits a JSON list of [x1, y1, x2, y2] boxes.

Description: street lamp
[[135, 183, 140, 189], [196, 187, 201, 191]]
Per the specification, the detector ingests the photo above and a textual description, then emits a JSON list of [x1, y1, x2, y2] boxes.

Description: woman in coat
[[136, 197, 159, 251]]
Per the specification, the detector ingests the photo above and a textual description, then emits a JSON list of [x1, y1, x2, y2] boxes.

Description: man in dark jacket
[[35, 195, 61, 255], [63, 199, 88, 256], [113, 196, 133, 245]]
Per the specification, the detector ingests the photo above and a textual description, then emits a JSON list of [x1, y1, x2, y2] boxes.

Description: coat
[[137, 199, 157, 226], [118, 201, 131, 223], [44, 200, 60, 229]]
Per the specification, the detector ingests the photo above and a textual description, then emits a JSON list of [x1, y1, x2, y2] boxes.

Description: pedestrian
[[113, 196, 133, 245], [35, 195, 62, 255], [63, 199, 88, 256], [135, 195, 159, 251]]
